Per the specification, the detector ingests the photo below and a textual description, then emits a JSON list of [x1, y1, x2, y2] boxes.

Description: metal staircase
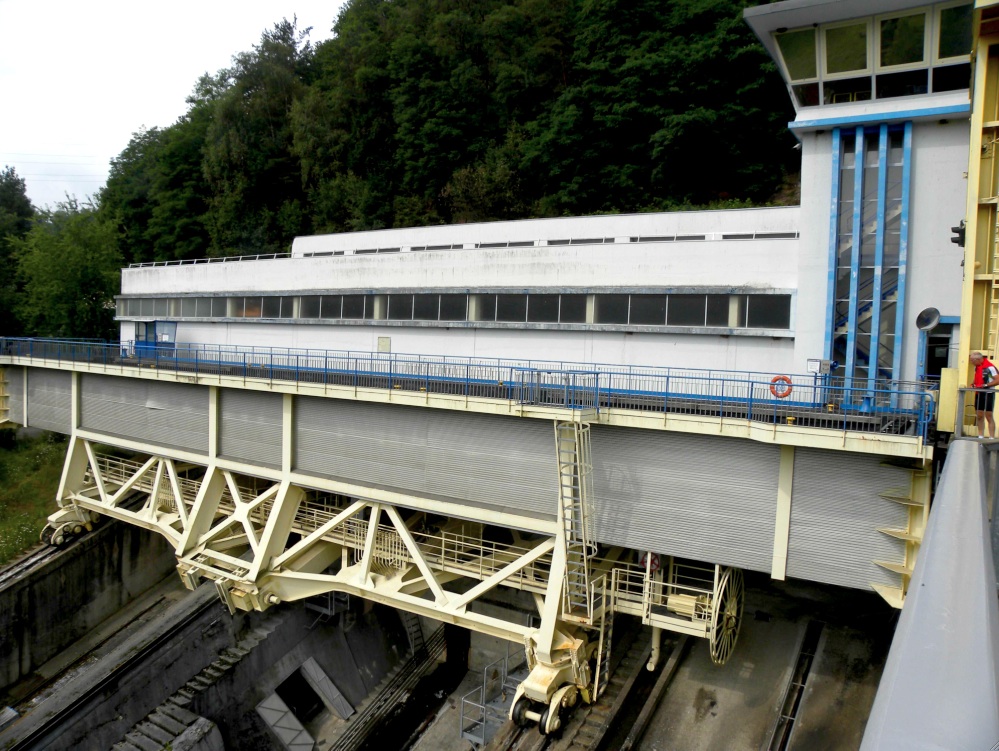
[[555, 421, 596, 619], [872, 462, 932, 608], [401, 610, 426, 656], [590, 574, 614, 699], [833, 278, 899, 382]]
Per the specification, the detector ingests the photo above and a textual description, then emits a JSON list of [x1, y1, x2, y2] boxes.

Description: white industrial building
[[117, 0, 972, 391]]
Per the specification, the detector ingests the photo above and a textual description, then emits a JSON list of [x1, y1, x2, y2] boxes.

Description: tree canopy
[[0, 167, 34, 335], [99, 0, 796, 266], [12, 200, 121, 340], [1, 0, 797, 339]]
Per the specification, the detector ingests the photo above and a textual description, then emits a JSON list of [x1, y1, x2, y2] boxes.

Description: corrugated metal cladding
[[25, 368, 72, 433], [80, 374, 208, 452], [5, 366, 24, 424], [219, 389, 283, 467], [787, 448, 909, 590], [294, 397, 558, 519], [590, 426, 779, 572]]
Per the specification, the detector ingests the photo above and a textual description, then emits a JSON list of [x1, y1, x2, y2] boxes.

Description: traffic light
[[951, 219, 966, 247]]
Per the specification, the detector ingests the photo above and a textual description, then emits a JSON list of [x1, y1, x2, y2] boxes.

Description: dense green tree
[[0, 166, 34, 335], [100, 128, 163, 266], [522, 0, 795, 214], [202, 19, 315, 254], [291, 0, 402, 232], [97, 0, 795, 259], [13, 200, 121, 339]]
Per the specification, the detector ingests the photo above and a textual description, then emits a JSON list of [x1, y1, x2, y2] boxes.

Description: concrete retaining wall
[[0, 519, 177, 692], [190, 603, 406, 750]]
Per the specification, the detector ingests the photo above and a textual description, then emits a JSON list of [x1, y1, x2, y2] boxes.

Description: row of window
[[775, 3, 972, 106], [297, 232, 801, 257], [117, 293, 793, 330]]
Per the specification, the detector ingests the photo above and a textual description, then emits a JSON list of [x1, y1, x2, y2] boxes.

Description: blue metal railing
[[0, 337, 935, 440]]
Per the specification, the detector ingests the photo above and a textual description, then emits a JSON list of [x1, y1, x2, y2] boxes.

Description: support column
[[208, 386, 219, 461], [771, 445, 795, 580], [282, 393, 293, 475]]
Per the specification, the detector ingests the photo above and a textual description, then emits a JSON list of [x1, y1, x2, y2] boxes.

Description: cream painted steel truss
[[46, 419, 745, 733]]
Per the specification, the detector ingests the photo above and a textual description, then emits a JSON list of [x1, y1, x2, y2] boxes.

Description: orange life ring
[[770, 375, 793, 398]]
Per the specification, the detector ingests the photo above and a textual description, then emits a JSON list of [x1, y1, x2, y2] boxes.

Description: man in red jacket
[[970, 351, 999, 438]]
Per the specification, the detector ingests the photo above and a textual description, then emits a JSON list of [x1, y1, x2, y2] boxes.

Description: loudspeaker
[[916, 307, 941, 331]]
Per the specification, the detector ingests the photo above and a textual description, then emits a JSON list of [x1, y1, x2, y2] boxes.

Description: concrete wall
[[290, 205, 800, 255], [0, 519, 177, 691], [122, 237, 799, 296], [190, 603, 406, 750], [904, 119, 967, 380], [794, 128, 834, 369], [17, 586, 245, 751], [147, 318, 797, 375]]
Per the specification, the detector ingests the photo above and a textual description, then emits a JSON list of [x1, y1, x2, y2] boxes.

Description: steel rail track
[[487, 627, 688, 751], [0, 545, 62, 590]]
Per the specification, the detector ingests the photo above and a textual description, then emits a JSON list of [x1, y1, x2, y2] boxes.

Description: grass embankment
[[0, 430, 66, 566]]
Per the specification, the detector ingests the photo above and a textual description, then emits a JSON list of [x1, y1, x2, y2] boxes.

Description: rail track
[[0, 544, 62, 591], [483, 627, 688, 751], [4, 594, 219, 751]]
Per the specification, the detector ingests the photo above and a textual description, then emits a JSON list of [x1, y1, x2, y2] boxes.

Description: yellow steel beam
[[958, 5, 999, 434], [72, 427, 558, 535]]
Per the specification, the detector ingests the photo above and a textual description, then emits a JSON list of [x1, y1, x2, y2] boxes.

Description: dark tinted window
[[413, 294, 439, 320], [440, 294, 467, 321], [388, 294, 414, 320], [527, 295, 559, 323], [321, 295, 342, 319], [300, 296, 321, 319], [342, 295, 365, 319], [747, 295, 792, 329], [559, 295, 587, 323], [629, 295, 666, 325], [497, 294, 527, 322], [595, 295, 629, 324], [706, 295, 729, 326], [667, 295, 705, 326], [262, 297, 281, 318]]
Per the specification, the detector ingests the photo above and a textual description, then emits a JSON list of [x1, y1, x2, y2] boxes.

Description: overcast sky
[[0, 0, 347, 209]]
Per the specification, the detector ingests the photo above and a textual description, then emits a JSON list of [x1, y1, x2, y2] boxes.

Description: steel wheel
[[512, 697, 531, 727], [40, 524, 55, 545], [709, 567, 744, 665]]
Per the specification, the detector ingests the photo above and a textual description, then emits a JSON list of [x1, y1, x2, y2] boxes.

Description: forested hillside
[[0, 0, 797, 339]]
